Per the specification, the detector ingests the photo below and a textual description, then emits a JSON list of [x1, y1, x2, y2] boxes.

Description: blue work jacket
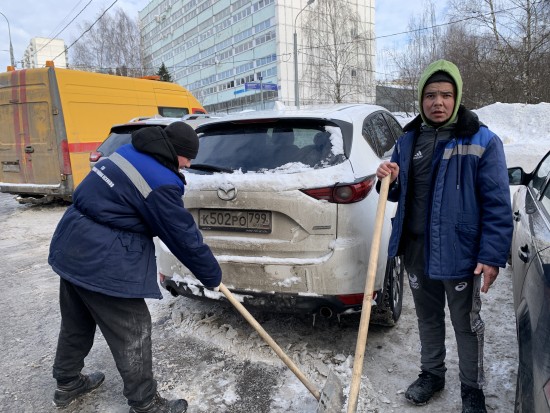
[[386, 108, 513, 279], [49, 143, 221, 298]]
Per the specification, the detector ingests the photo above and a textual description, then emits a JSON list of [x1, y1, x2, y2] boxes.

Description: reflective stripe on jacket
[[48, 143, 221, 298]]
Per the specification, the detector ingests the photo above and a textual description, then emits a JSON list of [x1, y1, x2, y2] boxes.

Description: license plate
[[198, 209, 272, 233]]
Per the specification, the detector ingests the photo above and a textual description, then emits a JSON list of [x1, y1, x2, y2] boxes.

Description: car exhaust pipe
[[319, 306, 334, 319]]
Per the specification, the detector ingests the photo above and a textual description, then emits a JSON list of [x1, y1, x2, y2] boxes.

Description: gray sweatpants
[[407, 270, 485, 388]]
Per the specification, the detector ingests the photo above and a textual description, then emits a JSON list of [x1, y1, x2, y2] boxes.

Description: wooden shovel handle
[[219, 283, 321, 400], [347, 175, 391, 413]]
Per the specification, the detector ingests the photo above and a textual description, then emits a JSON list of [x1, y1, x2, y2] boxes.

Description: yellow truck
[[0, 62, 205, 203]]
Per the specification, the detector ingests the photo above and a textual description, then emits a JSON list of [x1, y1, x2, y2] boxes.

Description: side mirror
[[508, 166, 525, 185]]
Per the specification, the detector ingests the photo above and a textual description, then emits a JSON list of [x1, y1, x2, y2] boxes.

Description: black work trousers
[[52, 278, 157, 406], [405, 235, 485, 389]]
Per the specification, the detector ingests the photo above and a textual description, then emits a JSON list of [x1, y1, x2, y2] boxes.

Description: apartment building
[[139, 0, 375, 112], [21, 38, 68, 69]]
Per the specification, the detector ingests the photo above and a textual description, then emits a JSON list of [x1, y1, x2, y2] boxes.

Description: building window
[[253, 0, 274, 12]]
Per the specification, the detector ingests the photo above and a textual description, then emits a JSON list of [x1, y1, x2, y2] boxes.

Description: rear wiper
[[188, 163, 234, 173]]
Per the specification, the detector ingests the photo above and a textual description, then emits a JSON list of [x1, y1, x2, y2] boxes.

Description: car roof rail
[[128, 114, 166, 123], [181, 113, 216, 120]]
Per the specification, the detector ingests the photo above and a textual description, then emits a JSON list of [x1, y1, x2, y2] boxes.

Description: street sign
[[261, 83, 278, 91], [245, 82, 260, 90], [245, 82, 278, 91]]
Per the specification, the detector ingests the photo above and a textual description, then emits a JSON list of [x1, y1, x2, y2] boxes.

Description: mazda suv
[[156, 104, 405, 322]]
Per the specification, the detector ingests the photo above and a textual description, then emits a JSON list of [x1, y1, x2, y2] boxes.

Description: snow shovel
[[347, 175, 391, 413], [219, 283, 345, 412]]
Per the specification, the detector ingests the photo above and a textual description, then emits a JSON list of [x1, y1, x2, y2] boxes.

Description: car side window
[[159, 107, 190, 117], [362, 112, 398, 158], [382, 112, 404, 141], [529, 152, 550, 198]]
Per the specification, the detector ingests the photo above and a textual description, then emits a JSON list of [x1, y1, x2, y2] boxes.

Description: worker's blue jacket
[[49, 126, 221, 298], [386, 106, 513, 279]]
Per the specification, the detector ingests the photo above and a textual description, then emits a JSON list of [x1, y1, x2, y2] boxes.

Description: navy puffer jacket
[[48, 126, 221, 298]]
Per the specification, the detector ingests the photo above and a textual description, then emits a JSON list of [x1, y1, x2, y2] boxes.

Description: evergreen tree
[[157, 63, 172, 82]]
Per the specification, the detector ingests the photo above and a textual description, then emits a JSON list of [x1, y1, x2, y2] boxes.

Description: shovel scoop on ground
[[219, 283, 345, 412]]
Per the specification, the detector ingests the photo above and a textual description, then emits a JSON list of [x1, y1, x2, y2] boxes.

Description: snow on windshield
[[185, 161, 355, 191], [325, 126, 344, 156], [185, 125, 353, 191]]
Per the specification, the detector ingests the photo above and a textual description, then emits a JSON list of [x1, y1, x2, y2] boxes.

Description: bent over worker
[[49, 121, 221, 413]]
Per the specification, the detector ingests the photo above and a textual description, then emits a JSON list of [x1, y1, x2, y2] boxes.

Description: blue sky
[[0, 0, 428, 76]]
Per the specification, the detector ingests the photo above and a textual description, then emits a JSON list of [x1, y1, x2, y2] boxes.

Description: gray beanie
[[164, 121, 199, 159]]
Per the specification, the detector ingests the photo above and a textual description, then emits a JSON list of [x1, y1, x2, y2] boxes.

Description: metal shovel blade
[[317, 370, 345, 413]]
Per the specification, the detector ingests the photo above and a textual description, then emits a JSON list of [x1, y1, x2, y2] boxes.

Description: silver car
[[508, 150, 550, 413], [89, 114, 220, 168], [156, 104, 405, 322]]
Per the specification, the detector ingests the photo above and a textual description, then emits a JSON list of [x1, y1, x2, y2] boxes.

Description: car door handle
[[518, 244, 530, 263], [513, 211, 521, 222]]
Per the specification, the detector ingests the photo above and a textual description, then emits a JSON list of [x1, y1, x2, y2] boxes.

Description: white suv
[[156, 104, 405, 322]]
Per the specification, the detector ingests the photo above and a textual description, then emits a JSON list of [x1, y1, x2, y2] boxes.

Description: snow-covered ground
[[0, 103, 548, 413]]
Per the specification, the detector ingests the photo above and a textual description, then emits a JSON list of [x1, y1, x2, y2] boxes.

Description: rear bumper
[[161, 278, 380, 317]]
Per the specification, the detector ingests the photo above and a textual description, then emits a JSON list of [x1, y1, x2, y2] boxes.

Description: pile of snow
[[397, 102, 549, 171], [397, 102, 550, 146], [474, 102, 549, 146]]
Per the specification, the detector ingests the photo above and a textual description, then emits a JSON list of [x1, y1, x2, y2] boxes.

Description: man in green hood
[[376, 60, 512, 413]]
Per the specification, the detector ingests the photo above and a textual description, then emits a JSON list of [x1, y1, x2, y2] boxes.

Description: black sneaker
[[129, 392, 188, 413], [461, 383, 487, 413], [404, 370, 445, 405], [53, 371, 105, 408]]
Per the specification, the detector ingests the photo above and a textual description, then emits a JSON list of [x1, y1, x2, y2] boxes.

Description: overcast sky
[[0, 0, 430, 77]]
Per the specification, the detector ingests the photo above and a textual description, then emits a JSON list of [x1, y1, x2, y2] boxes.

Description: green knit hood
[[418, 59, 463, 128]]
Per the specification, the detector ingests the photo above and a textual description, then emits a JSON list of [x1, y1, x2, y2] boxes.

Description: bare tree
[[382, 0, 550, 108], [69, 8, 145, 77], [301, 0, 375, 104], [379, 1, 442, 114], [448, 0, 550, 103]]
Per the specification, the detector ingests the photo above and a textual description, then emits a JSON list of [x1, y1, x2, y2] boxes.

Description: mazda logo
[[217, 184, 237, 201]]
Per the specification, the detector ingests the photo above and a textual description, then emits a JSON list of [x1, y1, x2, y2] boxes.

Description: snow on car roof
[[196, 103, 389, 126]]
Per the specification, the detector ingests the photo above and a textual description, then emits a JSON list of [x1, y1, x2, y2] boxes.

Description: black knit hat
[[164, 121, 199, 159], [425, 70, 455, 87]]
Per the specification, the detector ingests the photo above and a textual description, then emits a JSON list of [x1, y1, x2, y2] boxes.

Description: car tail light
[[159, 272, 166, 283], [301, 176, 376, 204], [89, 151, 103, 163]]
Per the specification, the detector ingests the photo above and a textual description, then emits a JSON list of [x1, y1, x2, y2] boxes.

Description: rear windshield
[[96, 131, 132, 157], [191, 120, 345, 173]]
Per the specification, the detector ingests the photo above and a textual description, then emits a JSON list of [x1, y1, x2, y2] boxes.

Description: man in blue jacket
[[49, 121, 222, 413], [376, 60, 512, 413]]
